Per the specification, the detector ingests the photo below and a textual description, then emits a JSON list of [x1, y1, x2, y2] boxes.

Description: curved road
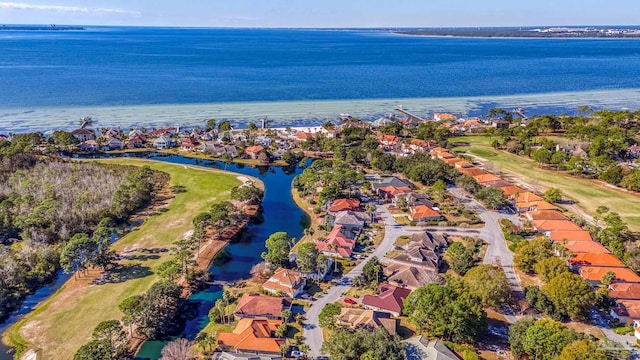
[[303, 205, 408, 357]]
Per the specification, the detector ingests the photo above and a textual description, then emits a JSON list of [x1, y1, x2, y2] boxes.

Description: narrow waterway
[[0, 153, 308, 360]]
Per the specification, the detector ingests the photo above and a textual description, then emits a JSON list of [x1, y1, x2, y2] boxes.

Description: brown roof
[[472, 173, 502, 184], [499, 185, 527, 196], [609, 283, 640, 301], [337, 308, 398, 335], [457, 167, 488, 177], [234, 294, 292, 319], [217, 318, 285, 354], [245, 145, 264, 154], [362, 283, 412, 314]]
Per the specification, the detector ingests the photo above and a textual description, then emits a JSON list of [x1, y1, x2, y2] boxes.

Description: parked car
[[343, 298, 356, 305], [291, 351, 305, 358]]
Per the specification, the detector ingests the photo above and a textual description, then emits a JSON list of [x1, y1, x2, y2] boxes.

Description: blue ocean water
[[0, 27, 640, 130]]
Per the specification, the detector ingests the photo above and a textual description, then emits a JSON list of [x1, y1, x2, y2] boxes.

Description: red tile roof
[[560, 240, 610, 254], [609, 283, 640, 301], [315, 225, 356, 257], [498, 185, 526, 196], [362, 283, 412, 314], [328, 198, 361, 212], [473, 173, 502, 184], [245, 145, 264, 155], [526, 210, 568, 221], [457, 167, 488, 177]]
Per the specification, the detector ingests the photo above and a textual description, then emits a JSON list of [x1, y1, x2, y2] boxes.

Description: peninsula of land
[[396, 26, 640, 38]]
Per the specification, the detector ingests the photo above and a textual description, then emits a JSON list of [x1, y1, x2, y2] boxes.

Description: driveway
[[303, 205, 402, 357]]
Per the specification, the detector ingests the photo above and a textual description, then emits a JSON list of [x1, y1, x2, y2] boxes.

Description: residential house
[[77, 140, 98, 152], [458, 167, 487, 177], [498, 185, 527, 200], [362, 283, 412, 317], [568, 253, 625, 271], [436, 152, 456, 160], [408, 205, 442, 222], [525, 210, 568, 221], [71, 128, 95, 142], [405, 337, 461, 360], [262, 268, 306, 298], [578, 267, 640, 286], [608, 283, 640, 301], [213, 352, 281, 360], [378, 134, 400, 149], [378, 185, 412, 203], [153, 136, 173, 149], [385, 263, 443, 290], [217, 318, 286, 354], [245, 145, 265, 159], [491, 119, 510, 129], [333, 211, 367, 236], [126, 136, 146, 149], [179, 137, 199, 151], [337, 308, 398, 335], [128, 129, 145, 139], [409, 232, 448, 252], [233, 294, 292, 320], [442, 156, 464, 166], [396, 192, 434, 208], [433, 113, 457, 121], [610, 300, 640, 324], [372, 176, 414, 191], [101, 137, 124, 151], [255, 136, 273, 147], [548, 230, 593, 243], [408, 139, 436, 153], [472, 173, 503, 185], [555, 240, 610, 256], [532, 220, 583, 233], [328, 198, 361, 214], [454, 160, 474, 169], [315, 225, 357, 258]]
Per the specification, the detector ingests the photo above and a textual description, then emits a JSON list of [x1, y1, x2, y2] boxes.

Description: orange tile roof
[[534, 201, 559, 211], [315, 225, 356, 257], [533, 220, 583, 232], [328, 198, 361, 212], [437, 152, 456, 159], [378, 134, 399, 143], [569, 253, 625, 268], [579, 267, 640, 283], [549, 230, 593, 242], [429, 147, 448, 154], [245, 145, 264, 154], [409, 205, 442, 221], [514, 192, 543, 203], [609, 283, 640, 300], [378, 186, 411, 196], [498, 185, 527, 196], [217, 318, 285, 353], [234, 294, 291, 319], [561, 240, 610, 254], [472, 173, 502, 184], [443, 157, 463, 164], [458, 167, 488, 177], [526, 210, 568, 221]]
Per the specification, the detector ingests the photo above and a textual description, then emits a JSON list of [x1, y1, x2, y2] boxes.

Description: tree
[[544, 188, 562, 203], [362, 257, 384, 287], [446, 242, 477, 276], [230, 184, 264, 206], [318, 303, 341, 329], [431, 179, 447, 201], [372, 153, 396, 172], [261, 232, 293, 267], [601, 270, 616, 286], [205, 118, 216, 132], [74, 340, 113, 360], [532, 148, 552, 166], [542, 272, 595, 320], [161, 338, 194, 360], [524, 286, 561, 320], [50, 130, 78, 147], [509, 317, 536, 360], [514, 239, 552, 273], [92, 320, 127, 359], [455, 175, 479, 194], [534, 256, 569, 283], [322, 328, 404, 360], [556, 340, 608, 360], [296, 242, 320, 274], [521, 319, 581, 360], [282, 150, 303, 165], [218, 121, 232, 131], [195, 332, 216, 355], [463, 264, 511, 308], [404, 284, 487, 343], [208, 201, 236, 238], [60, 233, 99, 277], [474, 187, 506, 209]]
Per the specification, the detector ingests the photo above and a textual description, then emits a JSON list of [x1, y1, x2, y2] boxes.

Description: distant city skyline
[[1, 0, 639, 28]]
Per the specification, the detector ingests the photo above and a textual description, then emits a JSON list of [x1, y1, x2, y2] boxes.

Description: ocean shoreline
[[2, 88, 640, 134]]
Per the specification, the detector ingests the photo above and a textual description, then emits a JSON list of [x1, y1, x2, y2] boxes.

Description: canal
[[0, 153, 308, 360]]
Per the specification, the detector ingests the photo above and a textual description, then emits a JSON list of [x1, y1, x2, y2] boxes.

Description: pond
[[0, 153, 308, 360]]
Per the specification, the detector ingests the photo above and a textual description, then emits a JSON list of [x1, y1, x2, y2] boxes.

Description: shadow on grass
[[106, 263, 153, 284]]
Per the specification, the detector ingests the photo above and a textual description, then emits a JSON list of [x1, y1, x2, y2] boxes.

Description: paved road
[[303, 205, 404, 358]]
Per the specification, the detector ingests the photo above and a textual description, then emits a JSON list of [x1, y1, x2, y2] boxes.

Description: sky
[[0, 0, 639, 28]]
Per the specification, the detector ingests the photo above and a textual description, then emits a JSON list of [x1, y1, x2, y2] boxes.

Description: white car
[[291, 350, 305, 358]]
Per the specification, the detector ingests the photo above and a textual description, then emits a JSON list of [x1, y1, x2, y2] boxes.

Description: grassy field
[[451, 135, 640, 231], [3, 159, 243, 360]]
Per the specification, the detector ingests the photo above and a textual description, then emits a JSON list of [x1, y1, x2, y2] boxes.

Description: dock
[[394, 105, 427, 122]]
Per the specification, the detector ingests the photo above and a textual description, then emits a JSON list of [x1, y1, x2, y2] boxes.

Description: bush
[[613, 325, 634, 335]]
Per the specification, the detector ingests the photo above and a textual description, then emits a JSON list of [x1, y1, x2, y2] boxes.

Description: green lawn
[[3, 159, 243, 360], [451, 135, 640, 231]]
